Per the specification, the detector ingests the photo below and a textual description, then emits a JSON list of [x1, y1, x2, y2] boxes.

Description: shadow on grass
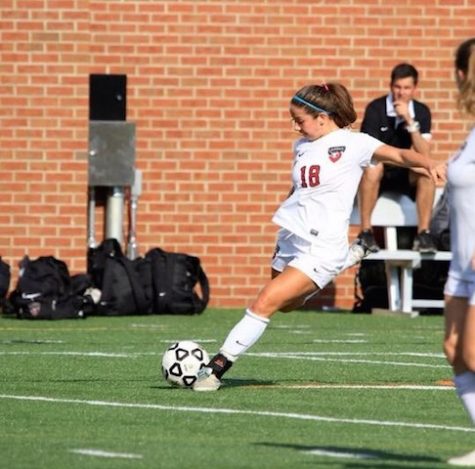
[[256, 442, 442, 468], [151, 377, 277, 391], [222, 378, 277, 388]]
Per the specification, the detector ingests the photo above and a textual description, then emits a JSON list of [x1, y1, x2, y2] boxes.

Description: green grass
[[0, 309, 473, 468]]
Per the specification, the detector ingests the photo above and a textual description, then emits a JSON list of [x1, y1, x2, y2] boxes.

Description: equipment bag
[[145, 247, 209, 315], [0, 257, 10, 299], [87, 238, 123, 289], [9, 256, 92, 319], [0, 257, 11, 315], [88, 239, 150, 316], [430, 186, 450, 251], [352, 259, 388, 313], [352, 258, 448, 314]]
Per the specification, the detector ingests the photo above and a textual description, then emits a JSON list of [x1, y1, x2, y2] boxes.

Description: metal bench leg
[[400, 266, 414, 314], [385, 263, 401, 311]]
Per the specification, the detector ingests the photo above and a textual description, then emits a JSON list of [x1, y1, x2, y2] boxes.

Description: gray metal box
[[88, 121, 136, 187]]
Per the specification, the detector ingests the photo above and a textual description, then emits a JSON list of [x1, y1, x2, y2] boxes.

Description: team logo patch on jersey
[[328, 146, 346, 163]]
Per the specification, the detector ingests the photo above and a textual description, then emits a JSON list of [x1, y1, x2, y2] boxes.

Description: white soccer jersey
[[272, 129, 383, 244], [447, 126, 475, 282]]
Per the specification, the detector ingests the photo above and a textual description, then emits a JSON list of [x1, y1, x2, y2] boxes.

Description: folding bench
[[350, 190, 451, 315]]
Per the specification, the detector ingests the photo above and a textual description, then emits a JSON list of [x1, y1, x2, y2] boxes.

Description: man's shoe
[[448, 449, 475, 466], [357, 230, 380, 253], [192, 367, 221, 392], [412, 230, 437, 253]]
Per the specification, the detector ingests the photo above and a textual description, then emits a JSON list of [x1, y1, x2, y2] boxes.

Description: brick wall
[[1, 0, 473, 310]]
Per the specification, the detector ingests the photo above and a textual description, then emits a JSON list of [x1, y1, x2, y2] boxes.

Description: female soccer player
[[193, 81, 437, 392], [438, 38, 475, 467]]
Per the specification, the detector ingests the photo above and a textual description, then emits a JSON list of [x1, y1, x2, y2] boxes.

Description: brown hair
[[291, 83, 357, 128], [390, 63, 419, 86], [455, 38, 475, 116]]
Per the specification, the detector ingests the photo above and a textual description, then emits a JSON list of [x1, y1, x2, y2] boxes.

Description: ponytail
[[292, 83, 357, 128]]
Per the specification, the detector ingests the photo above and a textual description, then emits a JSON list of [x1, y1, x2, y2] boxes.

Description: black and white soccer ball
[[161, 340, 210, 388]]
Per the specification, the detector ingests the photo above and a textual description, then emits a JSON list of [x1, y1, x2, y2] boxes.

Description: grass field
[[1, 308, 473, 468]]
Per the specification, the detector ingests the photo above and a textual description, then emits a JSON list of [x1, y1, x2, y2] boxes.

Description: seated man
[[357, 63, 437, 253]]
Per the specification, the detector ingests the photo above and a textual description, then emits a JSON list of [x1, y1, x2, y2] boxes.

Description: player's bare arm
[[372, 144, 434, 181]]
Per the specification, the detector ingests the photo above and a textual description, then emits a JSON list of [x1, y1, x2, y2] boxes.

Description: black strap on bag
[[92, 239, 151, 316], [120, 256, 149, 314], [87, 238, 123, 288], [146, 247, 209, 315]]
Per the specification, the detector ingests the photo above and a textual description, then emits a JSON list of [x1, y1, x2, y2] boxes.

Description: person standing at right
[[440, 37, 475, 467], [357, 63, 437, 252]]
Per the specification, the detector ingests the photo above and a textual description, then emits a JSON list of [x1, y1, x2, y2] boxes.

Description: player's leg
[[443, 294, 468, 373], [357, 163, 384, 252], [453, 292, 475, 423], [193, 267, 317, 391], [410, 172, 437, 252], [218, 267, 316, 364], [462, 302, 475, 372], [445, 281, 475, 465]]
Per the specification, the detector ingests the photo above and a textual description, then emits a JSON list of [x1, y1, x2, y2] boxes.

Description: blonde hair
[[291, 83, 357, 128], [455, 38, 475, 116]]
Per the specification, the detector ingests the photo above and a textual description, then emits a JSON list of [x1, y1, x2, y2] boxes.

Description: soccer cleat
[[192, 367, 221, 392], [412, 230, 437, 253], [343, 239, 371, 269], [448, 449, 475, 466], [357, 230, 380, 253]]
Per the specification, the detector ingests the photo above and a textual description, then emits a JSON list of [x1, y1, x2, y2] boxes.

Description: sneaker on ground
[[357, 230, 380, 253], [412, 230, 437, 253], [448, 449, 475, 466], [192, 367, 221, 392]]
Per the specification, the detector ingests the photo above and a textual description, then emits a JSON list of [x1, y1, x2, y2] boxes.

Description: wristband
[[406, 121, 421, 133]]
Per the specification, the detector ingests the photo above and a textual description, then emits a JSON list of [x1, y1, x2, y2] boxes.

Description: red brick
[[1, 0, 472, 308]]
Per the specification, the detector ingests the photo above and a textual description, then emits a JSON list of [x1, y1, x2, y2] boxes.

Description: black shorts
[[379, 166, 416, 200]]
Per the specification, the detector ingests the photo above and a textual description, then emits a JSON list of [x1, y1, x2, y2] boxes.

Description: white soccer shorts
[[444, 273, 475, 306], [271, 228, 347, 289]]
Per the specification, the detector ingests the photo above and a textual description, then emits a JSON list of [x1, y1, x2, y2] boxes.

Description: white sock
[[454, 371, 475, 424], [220, 309, 269, 362]]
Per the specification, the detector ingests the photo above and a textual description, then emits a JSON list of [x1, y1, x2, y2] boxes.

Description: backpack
[[352, 259, 388, 313], [352, 256, 448, 314], [0, 257, 11, 315], [430, 186, 450, 251], [9, 256, 93, 319], [88, 239, 150, 316], [145, 247, 209, 315]]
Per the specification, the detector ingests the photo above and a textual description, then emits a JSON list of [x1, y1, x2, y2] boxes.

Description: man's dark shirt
[[360, 95, 431, 195]]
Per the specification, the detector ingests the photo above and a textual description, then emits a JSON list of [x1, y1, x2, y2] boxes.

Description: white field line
[[0, 394, 472, 433], [251, 352, 446, 357], [0, 350, 449, 369], [271, 325, 311, 329], [0, 350, 445, 358], [158, 339, 217, 343], [246, 352, 449, 369], [258, 384, 453, 390], [0, 351, 143, 358], [312, 339, 368, 343], [70, 448, 142, 459]]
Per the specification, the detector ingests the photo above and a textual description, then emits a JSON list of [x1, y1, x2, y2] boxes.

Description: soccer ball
[[161, 340, 209, 388]]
